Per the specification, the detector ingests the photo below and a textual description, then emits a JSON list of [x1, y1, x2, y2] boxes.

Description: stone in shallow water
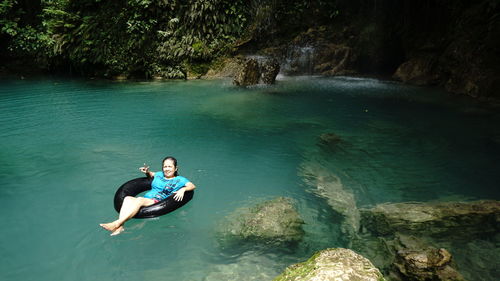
[[382, 234, 465, 281], [273, 248, 385, 281], [219, 197, 305, 245], [261, 58, 280, 84], [394, 247, 465, 281], [233, 58, 261, 86]]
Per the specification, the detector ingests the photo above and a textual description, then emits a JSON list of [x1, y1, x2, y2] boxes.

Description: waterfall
[[281, 45, 316, 75]]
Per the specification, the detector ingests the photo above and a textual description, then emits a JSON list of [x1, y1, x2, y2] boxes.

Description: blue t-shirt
[[143, 172, 190, 201]]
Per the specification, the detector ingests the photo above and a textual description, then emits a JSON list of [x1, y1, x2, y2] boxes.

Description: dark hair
[[162, 156, 178, 176]]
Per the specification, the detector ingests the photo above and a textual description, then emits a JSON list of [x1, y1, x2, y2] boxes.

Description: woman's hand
[[139, 163, 150, 173], [173, 188, 186, 201]]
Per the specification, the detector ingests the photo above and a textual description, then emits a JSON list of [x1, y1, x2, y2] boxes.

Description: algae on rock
[[219, 197, 305, 245], [273, 248, 385, 281]]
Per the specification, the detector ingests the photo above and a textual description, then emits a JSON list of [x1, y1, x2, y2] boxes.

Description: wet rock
[[261, 58, 280, 84], [299, 161, 360, 238], [315, 44, 357, 76], [273, 248, 385, 281], [219, 197, 304, 245], [389, 235, 465, 281], [233, 58, 261, 86], [360, 200, 500, 239], [394, 247, 464, 281], [393, 57, 441, 86]]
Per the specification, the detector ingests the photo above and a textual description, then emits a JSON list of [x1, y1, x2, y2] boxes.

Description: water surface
[[1, 76, 499, 280]]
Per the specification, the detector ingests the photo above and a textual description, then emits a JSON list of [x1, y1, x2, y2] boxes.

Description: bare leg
[[110, 226, 124, 236], [100, 196, 155, 235]]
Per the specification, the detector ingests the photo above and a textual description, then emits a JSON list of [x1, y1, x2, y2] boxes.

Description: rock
[[261, 58, 280, 84], [112, 74, 129, 80], [299, 161, 360, 238], [394, 247, 465, 281], [204, 57, 245, 79], [315, 44, 357, 76], [390, 235, 465, 281], [360, 200, 500, 239], [273, 248, 385, 281], [318, 132, 343, 151], [219, 197, 304, 245], [231, 57, 280, 86], [233, 58, 261, 86], [393, 57, 441, 86]]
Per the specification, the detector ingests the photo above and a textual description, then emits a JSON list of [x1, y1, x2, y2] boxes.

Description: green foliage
[[1, 0, 48, 56], [2, 0, 251, 77], [1, 0, 340, 77]]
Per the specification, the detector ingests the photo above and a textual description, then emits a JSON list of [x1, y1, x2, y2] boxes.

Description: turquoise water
[[1, 76, 499, 280]]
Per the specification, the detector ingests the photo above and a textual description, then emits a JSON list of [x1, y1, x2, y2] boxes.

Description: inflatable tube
[[113, 177, 194, 219]]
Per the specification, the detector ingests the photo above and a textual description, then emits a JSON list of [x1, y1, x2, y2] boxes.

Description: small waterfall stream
[[281, 45, 316, 75]]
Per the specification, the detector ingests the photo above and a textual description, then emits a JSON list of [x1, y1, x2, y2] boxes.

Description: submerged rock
[[219, 197, 304, 245], [273, 248, 385, 281], [360, 200, 500, 239], [299, 161, 360, 238], [386, 234, 465, 281], [394, 247, 464, 281], [318, 132, 344, 152]]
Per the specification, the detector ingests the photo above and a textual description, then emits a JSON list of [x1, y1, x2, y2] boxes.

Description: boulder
[[389, 234, 465, 281], [261, 58, 280, 84], [393, 57, 441, 86], [394, 247, 465, 281], [273, 248, 385, 281], [233, 58, 261, 86], [219, 197, 304, 245], [360, 200, 500, 239]]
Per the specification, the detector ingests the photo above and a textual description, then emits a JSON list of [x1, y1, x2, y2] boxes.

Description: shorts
[[143, 196, 160, 204]]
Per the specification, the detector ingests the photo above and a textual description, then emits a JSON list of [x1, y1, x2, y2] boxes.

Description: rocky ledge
[[360, 200, 500, 239]]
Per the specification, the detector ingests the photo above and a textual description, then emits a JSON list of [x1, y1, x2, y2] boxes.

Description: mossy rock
[[219, 197, 305, 245], [274, 248, 385, 281]]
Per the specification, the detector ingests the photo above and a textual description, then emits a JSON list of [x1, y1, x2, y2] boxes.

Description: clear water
[[1, 76, 499, 281]]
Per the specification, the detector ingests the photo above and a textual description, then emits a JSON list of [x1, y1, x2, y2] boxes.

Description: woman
[[100, 156, 196, 236]]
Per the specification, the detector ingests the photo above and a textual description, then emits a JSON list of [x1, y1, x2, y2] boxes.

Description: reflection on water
[[0, 76, 499, 281]]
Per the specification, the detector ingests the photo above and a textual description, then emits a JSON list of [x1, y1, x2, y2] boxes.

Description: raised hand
[[139, 163, 150, 173]]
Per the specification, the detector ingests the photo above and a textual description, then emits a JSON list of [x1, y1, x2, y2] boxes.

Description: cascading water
[[281, 45, 316, 75]]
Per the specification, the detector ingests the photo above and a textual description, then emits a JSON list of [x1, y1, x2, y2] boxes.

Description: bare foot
[[110, 226, 125, 236], [99, 221, 120, 232]]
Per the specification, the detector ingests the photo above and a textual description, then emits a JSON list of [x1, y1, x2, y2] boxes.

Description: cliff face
[[243, 0, 500, 100]]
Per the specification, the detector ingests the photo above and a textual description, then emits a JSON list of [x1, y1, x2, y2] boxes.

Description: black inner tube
[[113, 177, 194, 219]]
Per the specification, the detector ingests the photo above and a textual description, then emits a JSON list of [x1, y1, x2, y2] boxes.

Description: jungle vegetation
[[1, 0, 339, 78]]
